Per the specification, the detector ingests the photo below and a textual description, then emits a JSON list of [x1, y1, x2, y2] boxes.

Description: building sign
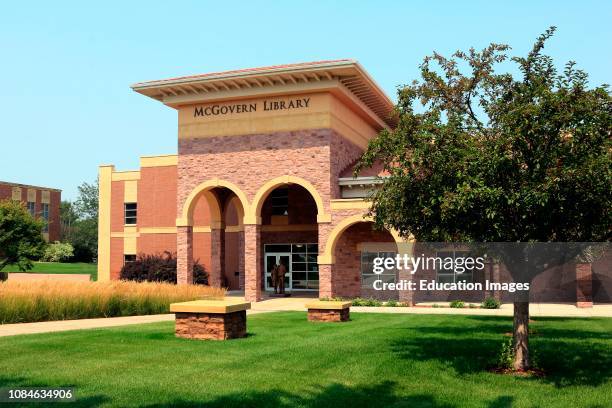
[[194, 97, 311, 117]]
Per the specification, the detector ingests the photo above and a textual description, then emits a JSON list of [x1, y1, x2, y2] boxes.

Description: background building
[[0, 181, 61, 242]]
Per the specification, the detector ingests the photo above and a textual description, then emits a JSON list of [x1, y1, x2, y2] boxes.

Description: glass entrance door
[[265, 253, 291, 292]]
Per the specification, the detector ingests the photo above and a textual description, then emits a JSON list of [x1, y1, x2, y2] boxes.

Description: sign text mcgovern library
[[194, 97, 312, 117]]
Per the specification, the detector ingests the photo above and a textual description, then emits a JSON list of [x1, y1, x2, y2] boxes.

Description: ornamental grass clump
[[0, 280, 225, 324]]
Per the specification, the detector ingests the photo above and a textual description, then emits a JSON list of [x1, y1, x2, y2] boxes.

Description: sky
[[1, 1, 610, 201]]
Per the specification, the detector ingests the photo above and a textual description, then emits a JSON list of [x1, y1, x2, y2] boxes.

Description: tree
[[60, 181, 99, 262], [74, 181, 99, 220], [357, 27, 611, 371], [0, 200, 46, 271], [60, 200, 79, 242]]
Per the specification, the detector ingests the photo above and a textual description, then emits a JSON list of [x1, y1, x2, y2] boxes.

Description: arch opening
[[259, 184, 320, 293]]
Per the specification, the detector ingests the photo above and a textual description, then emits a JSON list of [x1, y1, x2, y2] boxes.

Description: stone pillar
[[177, 226, 193, 284], [319, 264, 333, 299], [238, 230, 245, 290], [209, 228, 224, 287], [576, 262, 593, 308], [244, 224, 262, 302]]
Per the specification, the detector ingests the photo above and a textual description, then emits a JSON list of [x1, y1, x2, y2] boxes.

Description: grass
[[0, 313, 610, 407], [0, 280, 225, 323], [5, 262, 97, 280]]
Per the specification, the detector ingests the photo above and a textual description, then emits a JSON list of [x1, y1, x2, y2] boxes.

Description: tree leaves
[[358, 27, 611, 243]]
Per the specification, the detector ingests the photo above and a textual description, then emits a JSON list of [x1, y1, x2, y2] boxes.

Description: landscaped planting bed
[[0, 280, 225, 323]]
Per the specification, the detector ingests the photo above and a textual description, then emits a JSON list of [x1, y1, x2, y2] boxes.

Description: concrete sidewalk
[[238, 296, 612, 317], [1, 298, 610, 337]]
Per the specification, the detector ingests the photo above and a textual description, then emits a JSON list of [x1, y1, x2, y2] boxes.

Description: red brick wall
[[224, 231, 241, 288], [138, 166, 177, 228], [0, 183, 61, 242], [177, 129, 337, 217], [0, 184, 11, 200], [333, 222, 395, 299], [329, 131, 365, 199], [192, 194, 212, 226], [193, 232, 212, 273], [137, 233, 177, 257], [110, 237, 123, 280]]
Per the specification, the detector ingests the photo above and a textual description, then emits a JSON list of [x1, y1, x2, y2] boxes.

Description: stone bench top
[[170, 299, 251, 314], [305, 300, 352, 310]]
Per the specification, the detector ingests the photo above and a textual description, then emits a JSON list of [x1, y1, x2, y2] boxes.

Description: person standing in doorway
[[271, 264, 279, 294], [277, 260, 287, 294]]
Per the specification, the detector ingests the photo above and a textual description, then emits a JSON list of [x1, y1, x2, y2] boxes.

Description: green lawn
[[0, 312, 610, 407], [6, 262, 97, 280]]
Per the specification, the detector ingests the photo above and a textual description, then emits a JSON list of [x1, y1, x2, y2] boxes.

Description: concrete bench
[[306, 300, 352, 322], [170, 299, 251, 340]]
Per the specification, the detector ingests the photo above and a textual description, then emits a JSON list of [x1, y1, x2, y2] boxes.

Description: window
[[124, 203, 137, 225], [361, 251, 397, 288], [27, 202, 36, 217], [263, 243, 319, 290], [290, 244, 319, 290], [270, 188, 288, 216], [124, 254, 136, 264], [41, 203, 49, 233], [436, 250, 474, 283]]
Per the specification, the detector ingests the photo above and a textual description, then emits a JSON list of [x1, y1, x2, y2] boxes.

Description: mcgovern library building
[[97, 60, 611, 305]]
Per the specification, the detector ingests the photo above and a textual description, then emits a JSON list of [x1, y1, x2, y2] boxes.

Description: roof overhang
[[131, 59, 397, 129]]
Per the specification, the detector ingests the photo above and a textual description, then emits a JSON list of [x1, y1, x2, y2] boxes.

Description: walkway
[[1, 297, 610, 337]]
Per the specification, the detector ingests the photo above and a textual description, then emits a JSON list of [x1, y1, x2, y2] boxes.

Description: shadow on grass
[[142, 381, 472, 408], [0, 375, 110, 407], [389, 317, 612, 388]]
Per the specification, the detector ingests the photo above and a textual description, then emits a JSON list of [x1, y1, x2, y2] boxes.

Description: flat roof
[[0, 181, 61, 192], [131, 60, 397, 128]]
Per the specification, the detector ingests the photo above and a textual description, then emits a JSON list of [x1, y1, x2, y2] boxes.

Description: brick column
[[319, 264, 332, 299], [177, 226, 193, 284], [209, 228, 224, 287], [238, 231, 245, 290], [244, 224, 262, 302], [576, 262, 593, 308]]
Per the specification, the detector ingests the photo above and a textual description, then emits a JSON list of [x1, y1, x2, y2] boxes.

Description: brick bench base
[[175, 310, 247, 340], [308, 308, 350, 322]]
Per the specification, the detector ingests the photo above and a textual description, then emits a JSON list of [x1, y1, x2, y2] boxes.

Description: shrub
[[0, 280, 225, 324], [348, 297, 381, 306], [385, 299, 398, 307], [450, 300, 465, 308], [120, 252, 208, 285], [497, 336, 514, 369], [40, 241, 74, 262], [363, 298, 382, 307], [482, 297, 502, 309], [468, 303, 478, 309]]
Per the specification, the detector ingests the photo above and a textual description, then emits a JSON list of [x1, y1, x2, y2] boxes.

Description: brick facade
[[0, 181, 61, 242], [99, 61, 608, 305], [308, 308, 350, 322], [175, 310, 247, 340]]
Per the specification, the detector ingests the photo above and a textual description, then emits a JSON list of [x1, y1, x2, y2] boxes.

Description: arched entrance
[[318, 215, 411, 300], [176, 179, 248, 287], [256, 183, 320, 294]]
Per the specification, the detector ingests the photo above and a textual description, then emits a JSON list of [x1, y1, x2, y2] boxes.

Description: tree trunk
[[513, 301, 530, 370]]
